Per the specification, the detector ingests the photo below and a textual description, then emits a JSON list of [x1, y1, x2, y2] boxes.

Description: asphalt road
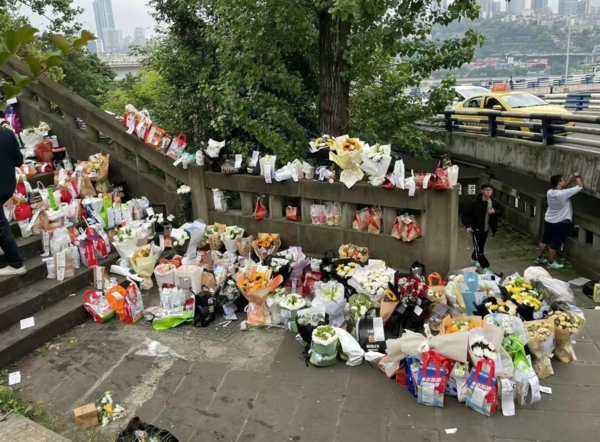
[[560, 122, 600, 151]]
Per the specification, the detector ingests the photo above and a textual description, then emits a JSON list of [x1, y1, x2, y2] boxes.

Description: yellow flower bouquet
[[329, 135, 365, 188], [236, 266, 284, 325]]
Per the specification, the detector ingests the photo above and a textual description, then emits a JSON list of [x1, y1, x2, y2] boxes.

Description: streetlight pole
[[565, 15, 571, 82]]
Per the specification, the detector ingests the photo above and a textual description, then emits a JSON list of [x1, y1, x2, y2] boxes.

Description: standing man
[[535, 173, 583, 269], [509, 76, 514, 90], [462, 183, 502, 273], [0, 125, 27, 276]]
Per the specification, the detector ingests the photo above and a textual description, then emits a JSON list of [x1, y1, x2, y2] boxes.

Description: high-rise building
[[532, 0, 548, 9], [577, 0, 590, 13], [506, 0, 525, 15], [558, 0, 579, 15], [86, 40, 104, 54], [93, 0, 123, 53], [492, 1, 502, 12], [133, 28, 147, 47]]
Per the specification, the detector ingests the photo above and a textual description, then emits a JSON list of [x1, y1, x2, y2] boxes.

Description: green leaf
[[72, 38, 86, 48], [18, 25, 38, 45], [5, 30, 20, 53], [12, 72, 29, 86], [0, 103, 7, 113], [0, 52, 12, 66], [2, 83, 21, 98], [25, 57, 42, 75], [45, 54, 63, 68], [50, 35, 71, 54], [80, 30, 96, 42]]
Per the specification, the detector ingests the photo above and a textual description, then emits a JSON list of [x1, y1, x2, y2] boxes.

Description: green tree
[[60, 50, 117, 107], [148, 0, 483, 160]]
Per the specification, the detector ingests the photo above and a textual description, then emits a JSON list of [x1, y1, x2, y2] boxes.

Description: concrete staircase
[[0, 173, 126, 368]]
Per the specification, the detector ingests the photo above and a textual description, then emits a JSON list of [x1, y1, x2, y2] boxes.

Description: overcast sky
[[20, 0, 157, 38]]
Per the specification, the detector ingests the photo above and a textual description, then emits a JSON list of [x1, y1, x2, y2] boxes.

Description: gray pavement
[[2, 224, 600, 442]]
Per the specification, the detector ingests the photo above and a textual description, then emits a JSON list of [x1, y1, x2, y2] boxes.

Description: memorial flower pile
[[357, 267, 394, 301]]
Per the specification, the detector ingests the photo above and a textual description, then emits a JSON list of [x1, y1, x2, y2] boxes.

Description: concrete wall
[[204, 173, 459, 275], [428, 129, 600, 199], [527, 83, 600, 95]]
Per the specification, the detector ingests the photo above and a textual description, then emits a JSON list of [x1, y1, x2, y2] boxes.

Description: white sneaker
[[0, 266, 27, 276]]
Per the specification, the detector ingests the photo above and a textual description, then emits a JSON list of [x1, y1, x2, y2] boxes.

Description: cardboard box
[[73, 403, 98, 428]]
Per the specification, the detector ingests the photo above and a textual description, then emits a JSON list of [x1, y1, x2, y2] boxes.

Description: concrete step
[[1, 222, 86, 268], [0, 255, 47, 299], [0, 249, 172, 369], [0, 235, 42, 267], [0, 251, 120, 333], [0, 277, 127, 369]]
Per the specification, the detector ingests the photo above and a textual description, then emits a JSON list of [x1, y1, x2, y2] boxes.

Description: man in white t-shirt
[[535, 173, 583, 269]]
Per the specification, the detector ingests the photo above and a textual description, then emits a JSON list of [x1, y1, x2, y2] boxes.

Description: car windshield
[[457, 87, 488, 99], [503, 94, 548, 108]]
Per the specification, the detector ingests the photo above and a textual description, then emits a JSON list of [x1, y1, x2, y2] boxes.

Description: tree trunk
[[319, 9, 350, 136]]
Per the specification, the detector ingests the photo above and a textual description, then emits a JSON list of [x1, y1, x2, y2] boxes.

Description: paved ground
[[2, 223, 600, 442], [1, 413, 71, 442]]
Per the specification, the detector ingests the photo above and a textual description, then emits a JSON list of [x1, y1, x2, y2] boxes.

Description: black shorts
[[541, 221, 570, 251]]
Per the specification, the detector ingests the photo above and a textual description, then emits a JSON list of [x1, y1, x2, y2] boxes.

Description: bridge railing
[[442, 108, 600, 149]]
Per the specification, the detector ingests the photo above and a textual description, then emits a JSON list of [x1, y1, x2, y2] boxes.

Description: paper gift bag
[[80, 176, 97, 198], [352, 208, 369, 231], [368, 206, 382, 234], [401, 215, 422, 242], [73, 403, 99, 428], [254, 197, 267, 220], [391, 216, 402, 239]]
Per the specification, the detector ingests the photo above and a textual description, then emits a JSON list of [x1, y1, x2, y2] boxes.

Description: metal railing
[[443, 109, 600, 149]]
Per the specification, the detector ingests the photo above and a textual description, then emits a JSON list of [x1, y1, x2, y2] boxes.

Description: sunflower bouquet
[[236, 266, 284, 325], [252, 233, 281, 260], [329, 135, 365, 188]]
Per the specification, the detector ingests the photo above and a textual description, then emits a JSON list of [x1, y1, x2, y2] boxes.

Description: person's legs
[[548, 223, 568, 269], [536, 222, 552, 264], [476, 231, 491, 269], [0, 194, 25, 272], [471, 233, 480, 265]]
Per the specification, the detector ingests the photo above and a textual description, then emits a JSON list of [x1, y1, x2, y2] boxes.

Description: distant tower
[[93, 0, 121, 53]]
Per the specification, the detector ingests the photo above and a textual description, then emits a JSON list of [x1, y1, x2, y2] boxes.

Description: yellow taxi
[[451, 92, 575, 135]]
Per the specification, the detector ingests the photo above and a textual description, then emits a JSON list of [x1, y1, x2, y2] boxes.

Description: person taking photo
[[535, 173, 583, 269], [462, 183, 502, 274]]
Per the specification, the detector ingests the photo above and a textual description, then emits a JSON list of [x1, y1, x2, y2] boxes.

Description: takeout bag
[[84, 290, 116, 323], [417, 350, 446, 408], [466, 359, 497, 417]]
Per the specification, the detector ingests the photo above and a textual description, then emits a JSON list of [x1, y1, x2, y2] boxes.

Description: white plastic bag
[[50, 227, 70, 256], [336, 327, 365, 366], [393, 160, 405, 190], [524, 266, 551, 284]]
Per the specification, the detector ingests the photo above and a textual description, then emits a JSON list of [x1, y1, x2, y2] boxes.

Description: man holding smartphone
[[535, 173, 584, 269], [462, 183, 502, 273]]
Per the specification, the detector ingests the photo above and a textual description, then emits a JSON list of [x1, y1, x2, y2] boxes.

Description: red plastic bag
[[432, 168, 449, 190], [14, 203, 32, 221], [254, 196, 267, 220], [35, 141, 53, 163]]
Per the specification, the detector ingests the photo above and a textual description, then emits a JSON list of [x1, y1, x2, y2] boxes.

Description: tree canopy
[[135, 0, 484, 160]]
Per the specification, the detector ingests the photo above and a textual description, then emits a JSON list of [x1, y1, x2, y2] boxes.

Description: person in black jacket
[[461, 183, 502, 273], [0, 125, 27, 276]]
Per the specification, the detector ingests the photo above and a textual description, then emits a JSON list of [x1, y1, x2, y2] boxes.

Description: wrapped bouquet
[[313, 281, 346, 327], [338, 244, 369, 263], [349, 260, 395, 302], [548, 311, 582, 363], [309, 134, 335, 152], [236, 266, 284, 325], [360, 143, 392, 186], [504, 276, 543, 320], [252, 233, 281, 260], [329, 135, 365, 188], [525, 319, 555, 379], [221, 226, 244, 253]]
